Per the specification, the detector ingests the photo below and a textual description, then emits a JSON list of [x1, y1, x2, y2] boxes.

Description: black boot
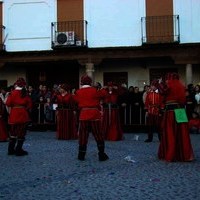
[[78, 145, 87, 161], [158, 133, 161, 142], [97, 142, 109, 161], [8, 138, 17, 155], [15, 138, 28, 156], [144, 138, 152, 142], [98, 152, 109, 161], [145, 126, 153, 142]]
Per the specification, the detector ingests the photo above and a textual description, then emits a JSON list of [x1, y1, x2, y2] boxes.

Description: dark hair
[[95, 82, 102, 89], [21, 87, 27, 98]]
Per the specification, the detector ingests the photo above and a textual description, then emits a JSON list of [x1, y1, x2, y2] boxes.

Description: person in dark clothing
[[132, 87, 143, 124]]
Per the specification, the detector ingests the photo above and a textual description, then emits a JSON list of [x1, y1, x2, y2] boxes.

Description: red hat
[[14, 77, 26, 87], [81, 75, 92, 85], [165, 72, 179, 80]]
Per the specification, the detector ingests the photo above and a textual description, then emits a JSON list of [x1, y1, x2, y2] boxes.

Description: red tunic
[[145, 91, 164, 115], [144, 90, 164, 129], [6, 89, 32, 124], [56, 93, 77, 140], [102, 89, 123, 141], [73, 86, 106, 121], [104, 89, 118, 104]]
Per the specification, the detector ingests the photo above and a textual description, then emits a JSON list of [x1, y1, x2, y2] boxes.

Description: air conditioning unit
[[54, 31, 75, 46]]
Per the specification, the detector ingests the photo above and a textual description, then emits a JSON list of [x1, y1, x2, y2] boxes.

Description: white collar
[[15, 86, 22, 90], [150, 89, 159, 93], [81, 85, 91, 88]]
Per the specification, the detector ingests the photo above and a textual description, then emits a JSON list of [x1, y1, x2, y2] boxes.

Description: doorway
[[27, 61, 80, 90], [103, 72, 128, 86]]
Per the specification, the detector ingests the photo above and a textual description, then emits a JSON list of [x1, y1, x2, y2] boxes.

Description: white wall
[[3, 0, 56, 52], [94, 63, 149, 90], [84, 0, 145, 48], [174, 0, 200, 43], [94, 62, 200, 90], [2, 0, 200, 52]]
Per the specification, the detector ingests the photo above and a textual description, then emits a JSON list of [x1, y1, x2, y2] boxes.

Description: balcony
[[0, 25, 5, 51], [51, 20, 88, 49], [141, 15, 180, 44]]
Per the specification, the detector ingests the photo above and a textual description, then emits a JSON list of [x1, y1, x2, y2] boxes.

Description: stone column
[[186, 64, 193, 85], [85, 62, 95, 84]]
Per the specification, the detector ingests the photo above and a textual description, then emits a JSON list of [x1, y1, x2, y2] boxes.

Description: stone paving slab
[[0, 131, 200, 200]]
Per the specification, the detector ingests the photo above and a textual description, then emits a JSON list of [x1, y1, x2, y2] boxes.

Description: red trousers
[[78, 120, 104, 146], [9, 124, 27, 138]]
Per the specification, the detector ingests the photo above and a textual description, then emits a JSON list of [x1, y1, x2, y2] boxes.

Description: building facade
[[0, 0, 200, 89]]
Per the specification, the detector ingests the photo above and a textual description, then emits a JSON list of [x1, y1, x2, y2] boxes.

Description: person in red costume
[[6, 78, 32, 156], [144, 79, 164, 142], [55, 83, 78, 140], [157, 72, 195, 162], [0, 97, 8, 142], [188, 111, 200, 134], [101, 82, 123, 141], [73, 75, 109, 161]]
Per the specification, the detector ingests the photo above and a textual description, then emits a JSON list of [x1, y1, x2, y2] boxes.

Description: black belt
[[57, 105, 70, 109], [165, 104, 182, 110], [103, 104, 119, 109]]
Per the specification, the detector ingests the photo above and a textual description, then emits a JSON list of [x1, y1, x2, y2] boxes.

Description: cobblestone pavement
[[0, 131, 199, 200]]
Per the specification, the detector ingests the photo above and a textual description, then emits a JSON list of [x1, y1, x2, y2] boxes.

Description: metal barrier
[[29, 103, 56, 131], [30, 103, 147, 131], [31, 103, 147, 125], [119, 105, 146, 126]]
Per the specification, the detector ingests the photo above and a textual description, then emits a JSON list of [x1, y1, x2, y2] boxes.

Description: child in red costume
[[144, 79, 164, 142], [101, 82, 123, 141]]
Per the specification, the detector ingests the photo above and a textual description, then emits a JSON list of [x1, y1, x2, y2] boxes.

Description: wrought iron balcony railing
[[0, 25, 5, 51], [51, 20, 88, 49], [141, 15, 180, 44]]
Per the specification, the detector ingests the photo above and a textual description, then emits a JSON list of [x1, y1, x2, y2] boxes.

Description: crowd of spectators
[[0, 81, 200, 134]]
